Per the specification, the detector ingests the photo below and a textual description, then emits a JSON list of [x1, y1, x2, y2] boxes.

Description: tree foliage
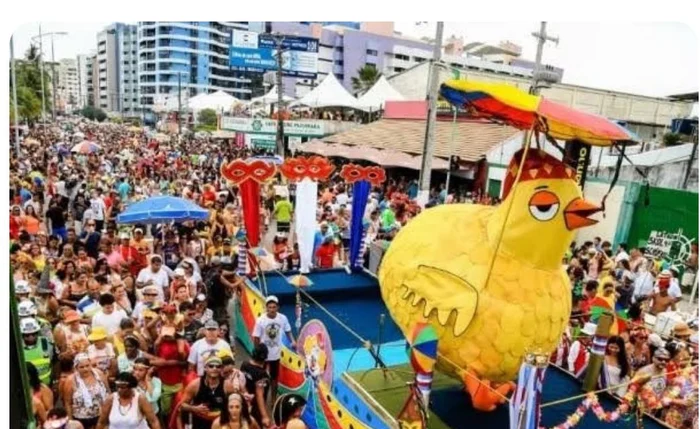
[[79, 106, 107, 122], [663, 132, 683, 147], [9, 43, 52, 123], [197, 108, 218, 127], [351, 65, 381, 94]]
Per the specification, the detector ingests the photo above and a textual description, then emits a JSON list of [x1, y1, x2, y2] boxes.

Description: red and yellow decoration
[[439, 79, 639, 147], [280, 156, 335, 182], [339, 164, 386, 187]]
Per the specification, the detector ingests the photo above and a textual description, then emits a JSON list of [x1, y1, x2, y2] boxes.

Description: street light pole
[[38, 24, 46, 123], [417, 21, 444, 206], [11, 36, 21, 158], [50, 34, 57, 120]]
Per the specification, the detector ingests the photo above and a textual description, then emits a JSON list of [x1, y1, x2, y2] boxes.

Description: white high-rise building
[[96, 23, 139, 115], [76, 54, 92, 109], [57, 58, 80, 113]]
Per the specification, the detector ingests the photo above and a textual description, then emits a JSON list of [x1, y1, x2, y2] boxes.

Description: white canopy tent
[[291, 73, 360, 109], [187, 90, 242, 112], [356, 76, 405, 112], [249, 86, 295, 106]]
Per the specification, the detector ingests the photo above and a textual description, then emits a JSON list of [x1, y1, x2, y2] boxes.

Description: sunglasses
[[144, 293, 158, 297], [655, 357, 669, 362], [207, 364, 222, 369], [115, 383, 130, 389]]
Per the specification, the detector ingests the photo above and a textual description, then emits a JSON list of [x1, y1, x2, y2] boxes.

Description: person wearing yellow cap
[[87, 327, 117, 380]]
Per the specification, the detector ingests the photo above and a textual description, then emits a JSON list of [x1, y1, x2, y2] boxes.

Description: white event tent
[[249, 86, 295, 106], [356, 76, 405, 111], [291, 73, 360, 109], [187, 90, 242, 112]]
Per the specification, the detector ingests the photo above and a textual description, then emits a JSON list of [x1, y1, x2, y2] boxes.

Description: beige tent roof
[[322, 119, 519, 162]]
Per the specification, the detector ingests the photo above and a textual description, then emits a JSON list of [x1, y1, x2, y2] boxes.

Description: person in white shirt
[[131, 285, 160, 324], [632, 260, 655, 303], [252, 295, 295, 405], [136, 255, 170, 301], [335, 187, 349, 206], [89, 190, 107, 231], [187, 320, 233, 376], [91, 293, 128, 337]]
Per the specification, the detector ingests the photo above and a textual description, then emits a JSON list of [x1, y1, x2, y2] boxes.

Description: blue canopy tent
[[116, 196, 209, 224]]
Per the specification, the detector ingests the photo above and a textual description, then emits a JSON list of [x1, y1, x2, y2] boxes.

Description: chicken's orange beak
[[564, 198, 601, 230]]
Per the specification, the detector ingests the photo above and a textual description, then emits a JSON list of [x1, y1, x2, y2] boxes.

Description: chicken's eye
[[528, 190, 560, 221]]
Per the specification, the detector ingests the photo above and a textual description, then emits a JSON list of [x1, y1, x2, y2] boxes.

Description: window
[[413, 56, 426, 63], [334, 60, 344, 66], [366, 49, 378, 56], [393, 67, 405, 73], [395, 53, 409, 61], [335, 46, 344, 52], [335, 73, 344, 80]]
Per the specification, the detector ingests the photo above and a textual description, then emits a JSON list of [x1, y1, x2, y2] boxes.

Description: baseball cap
[[120, 232, 130, 240], [195, 293, 207, 303], [265, 295, 279, 305], [204, 319, 219, 330], [174, 268, 186, 277], [88, 327, 108, 342]]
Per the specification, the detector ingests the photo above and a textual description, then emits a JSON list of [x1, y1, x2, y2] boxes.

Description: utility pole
[[33, 30, 67, 121], [11, 36, 21, 158], [417, 21, 444, 206], [50, 34, 57, 120], [274, 33, 286, 157], [177, 72, 182, 135], [529, 21, 558, 95], [38, 24, 46, 123]]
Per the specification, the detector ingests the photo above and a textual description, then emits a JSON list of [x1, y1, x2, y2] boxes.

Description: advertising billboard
[[230, 30, 318, 79]]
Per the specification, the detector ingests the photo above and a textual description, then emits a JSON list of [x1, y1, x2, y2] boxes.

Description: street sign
[[229, 30, 318, 79]]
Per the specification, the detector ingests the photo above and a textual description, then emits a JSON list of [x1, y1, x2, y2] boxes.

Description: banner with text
[[229, 30, 318, 79], [221, 117, 325, 137]]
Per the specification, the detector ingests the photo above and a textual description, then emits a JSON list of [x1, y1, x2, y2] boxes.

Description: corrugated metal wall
[[626, 186, 698, 248]]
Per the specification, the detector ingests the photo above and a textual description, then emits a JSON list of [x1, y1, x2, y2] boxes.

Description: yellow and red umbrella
[[439, 79, 639, 146], [287, 274, 313, 288]]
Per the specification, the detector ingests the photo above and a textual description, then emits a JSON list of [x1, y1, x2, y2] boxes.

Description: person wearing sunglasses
[[96, 372, 160, 429], [636, 348, 671, 403], [179, 355, 231, 429]]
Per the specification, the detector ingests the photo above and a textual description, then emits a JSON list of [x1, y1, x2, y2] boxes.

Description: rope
[[540, 365, 698, 409], [264, 267, 371, 348], [480, 126, 535, 302]]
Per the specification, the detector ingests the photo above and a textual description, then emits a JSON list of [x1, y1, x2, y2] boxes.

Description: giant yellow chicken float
[[378, 147, 602, 411]]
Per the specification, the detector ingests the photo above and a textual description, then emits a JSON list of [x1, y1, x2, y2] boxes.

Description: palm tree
[[351, 65, 381, 94]]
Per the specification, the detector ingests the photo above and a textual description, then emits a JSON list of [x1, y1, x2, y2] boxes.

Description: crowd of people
[[9, 118, 698, 429], [549, 238, 699, 428]]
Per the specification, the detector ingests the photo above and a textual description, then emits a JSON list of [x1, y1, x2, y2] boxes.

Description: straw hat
[[673, 322, 694, 337]]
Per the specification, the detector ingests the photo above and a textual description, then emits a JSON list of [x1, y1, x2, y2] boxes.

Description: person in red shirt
[[154, 326, 188, 418], [578, 280, 599, 322], [118, 232, 142, 277], [10, 205, 22, 240], [315, 237, 336, 269], [202, 185, 217, 205]]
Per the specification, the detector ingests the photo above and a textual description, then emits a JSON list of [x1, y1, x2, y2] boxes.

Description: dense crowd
[[11, 119, 461, 429], [550, 238, 699, 428], [10, 119, 698, 429]]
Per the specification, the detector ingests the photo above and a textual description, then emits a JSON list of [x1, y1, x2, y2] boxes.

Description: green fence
[[626, 186, 698, 249]]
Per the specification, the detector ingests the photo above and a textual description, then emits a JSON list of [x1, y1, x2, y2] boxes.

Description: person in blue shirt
[[118, 177, 131, 200]]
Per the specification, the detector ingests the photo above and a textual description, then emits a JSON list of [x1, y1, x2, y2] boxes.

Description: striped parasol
[[287, 274, 313, 288], [71, 140, 101, 154]]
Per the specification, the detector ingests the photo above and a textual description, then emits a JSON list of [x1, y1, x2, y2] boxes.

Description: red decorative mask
[[220, 159, 277, 184], [340, 164, 386, 187], [279, 156, 335, 182]]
